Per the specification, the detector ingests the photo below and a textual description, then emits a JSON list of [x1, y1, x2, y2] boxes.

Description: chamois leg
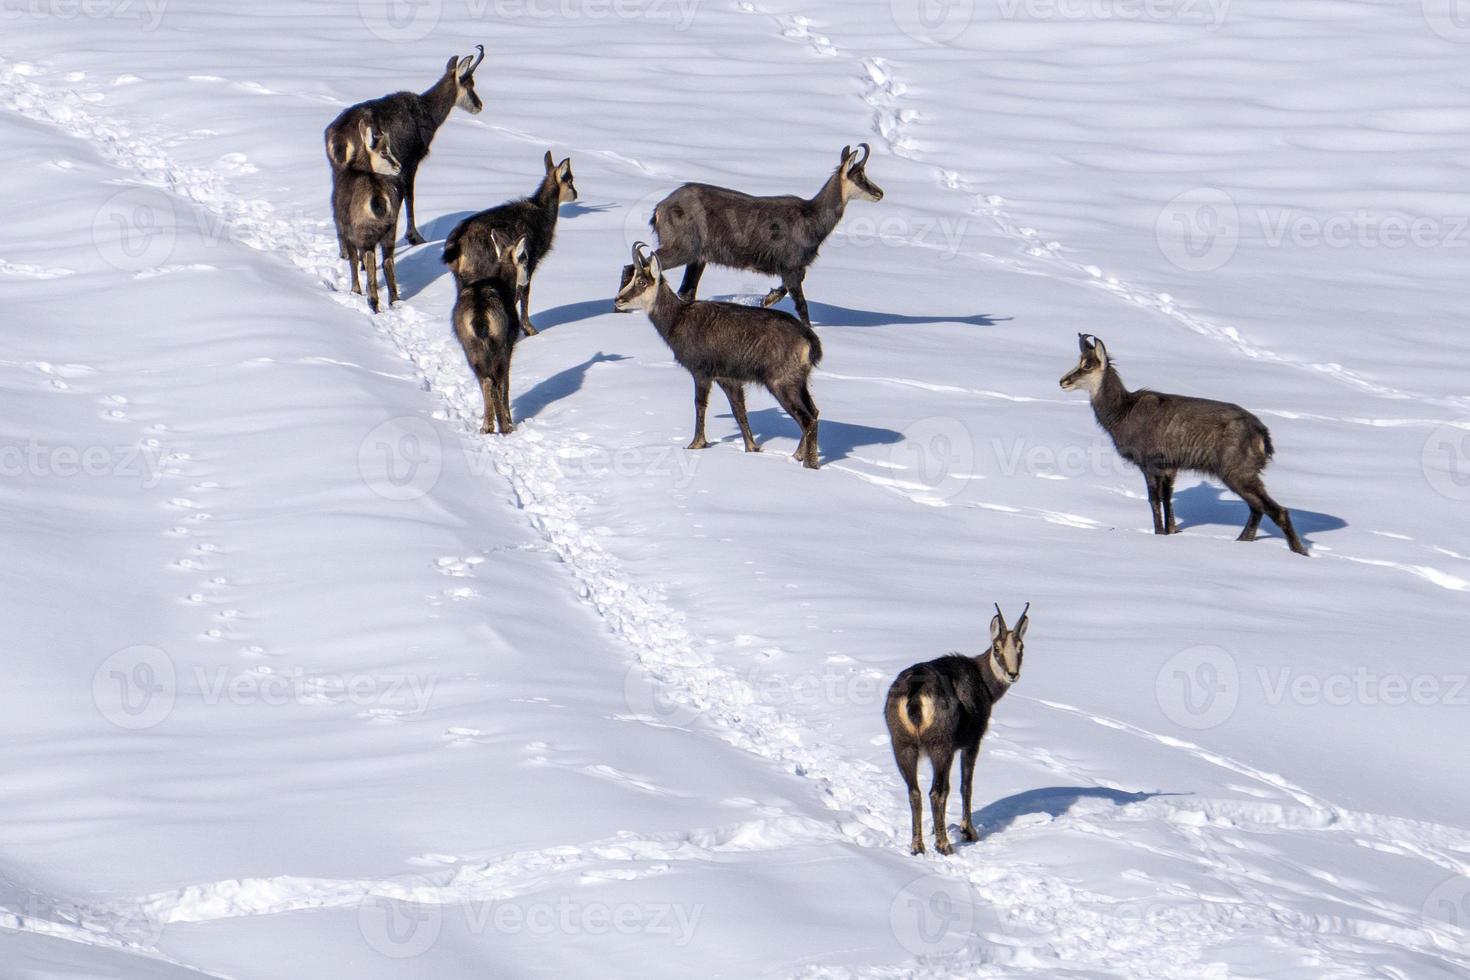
[[797, 379, 820, 469], [785, 273, 811, 326], [929, 747, 956, 855], [478, 376, 496, 434], [362, 248, 380, 313], [494, 355, 514, 434], [402, 163, 424, 246], [1225, 475, 1266, 543], [717, 380, 760, 452], [959, 741, 980, 842], [893, 740, 924, 855], [688, 375, 712, 450], [519, 282, 538, 336], [380, 239, 399, 307], [769, 383, 818, 469], [345, 245, 362, 296], [1145, 472, 1166, 535], [1238, 476, 1308, 556], [676, 261, 706, 303], [1161, 469, 1179, 534]]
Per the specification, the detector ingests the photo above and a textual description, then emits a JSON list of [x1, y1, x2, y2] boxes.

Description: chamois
[[645, 143, 883, 325], [450, 231, 530, 435], [441, 151, 577, 336], [324, 45, 485, 246], [614, 243, 823, 468], [330, 123, 403, 313], [885, 604, 1030, 855], [1061, 334, 1308, 555]]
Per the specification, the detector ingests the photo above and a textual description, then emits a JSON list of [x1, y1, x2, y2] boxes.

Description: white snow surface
[[2, 1, 1469, 977]]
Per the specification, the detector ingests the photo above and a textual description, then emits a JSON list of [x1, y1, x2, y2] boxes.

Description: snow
[[1, 0, 1468, 976]]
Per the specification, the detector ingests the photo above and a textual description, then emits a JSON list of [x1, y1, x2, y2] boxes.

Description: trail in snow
[[736, 4, 1470, 418], [5, 54, 1467, 978]]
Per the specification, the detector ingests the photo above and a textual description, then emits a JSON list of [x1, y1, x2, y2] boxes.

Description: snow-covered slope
[[2, 1, 1467, 976]]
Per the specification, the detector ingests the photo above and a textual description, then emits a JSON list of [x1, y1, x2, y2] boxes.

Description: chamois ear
[[840, 144, 854, 168], [647, 253, 662, 281], [1093, 338, 1109, 366], [489, 228, 506, 256], [512, 235, 529, 267], [1077, 332, 1093, 354], [1014, 602, 1030, 641], [445, 55, 461, 76], [989, 611, 1004, 646], [557, 157, 572, 176], [544, 150, 556, 173]]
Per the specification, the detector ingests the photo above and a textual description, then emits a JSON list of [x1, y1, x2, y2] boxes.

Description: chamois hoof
[[935, 840, 954, 856], [760, 289, 785, 309], [1289, 540, 1310, 557], [677, 291, 696, 303], [686, 438, 710, 451], [405, 230, 426, 247], [367, 299, 380, 313], [521, 322, 539, 337], [909, 841, 925, 856], [961, 825, 979, 843], [744, 443, 762, 453], [480, 421, 494, 434]]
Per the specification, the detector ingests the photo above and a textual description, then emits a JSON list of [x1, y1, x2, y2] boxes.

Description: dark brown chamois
[[614, 242, 823, 468], [441, 151, 577, 336], [330, 125, 403, 313], [324, 45, 485, 247], [645, 144, 883, 325], [451, 231, 530, 435], [885, 604, 1030, 855], [1060, 334, 1308, 555]]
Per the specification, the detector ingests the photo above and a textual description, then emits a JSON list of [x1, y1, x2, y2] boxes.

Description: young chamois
[[645, 143, 883, 325], [451, 231, 530, 435], [330, 124, 403, 313], [885, 604, 1030, 855], [1061, 334, 1308, 555], [324, 45, 485, 246], [614, 242, 823, 468], [441, 151, 578, 336]]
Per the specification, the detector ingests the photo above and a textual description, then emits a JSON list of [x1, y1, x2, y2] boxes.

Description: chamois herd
[[326, 49, 1310, 855]]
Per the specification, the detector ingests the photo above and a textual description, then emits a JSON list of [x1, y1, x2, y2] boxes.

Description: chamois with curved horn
[[643, 143, 883, 325], [1060, 334, 1307, 555], [324, 45, 486, 247], [614, 242, 823, 468], [884, 603, 1030, 855]]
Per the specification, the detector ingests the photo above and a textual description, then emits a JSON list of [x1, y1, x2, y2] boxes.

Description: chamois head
[[615, 242, 663, 313], [988, 603, 1030, 683], [488, 229, 531, 291], [446, 45, 486, 114], [1060, 333, 1110, 395], [838, 143, 884, 203], [359, 122, 402, 176], [543, 151, 578, 204]]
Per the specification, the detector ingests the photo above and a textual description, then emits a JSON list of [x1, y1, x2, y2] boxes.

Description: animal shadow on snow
[[972, 787, 1182, 841], [1171, 482, 1346, 545], [735, 407, 902, 463], [515, 351, 629, 420], [768, 297, 1010, 329]]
